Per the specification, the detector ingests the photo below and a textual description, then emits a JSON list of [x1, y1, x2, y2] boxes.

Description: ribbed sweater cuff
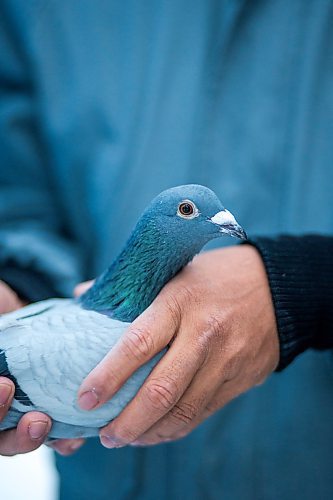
[[248, 236, 333, 370], [0, 266, 59, 302]]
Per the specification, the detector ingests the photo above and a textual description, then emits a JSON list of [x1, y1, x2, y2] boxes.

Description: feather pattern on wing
[[0, 299, 164, 437]]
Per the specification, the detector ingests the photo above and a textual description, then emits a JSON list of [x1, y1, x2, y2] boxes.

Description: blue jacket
[[0, 1, 333, 499]]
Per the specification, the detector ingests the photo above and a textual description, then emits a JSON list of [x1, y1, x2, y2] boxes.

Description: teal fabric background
[[0, 0, 332, 498]]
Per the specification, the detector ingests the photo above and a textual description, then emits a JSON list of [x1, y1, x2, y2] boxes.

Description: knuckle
[[221, 353, 242, 380], [205, 398, 220, 414], [113, 424, 138, 443], [169, 401, 199, 424], [175, 284, 201, 312], [121, 326, 155, 361], [195, 313, 227, 359], [163, 293, 182, 330], [176, 284, 196, 305], [205, 313, 227, 341], [219, 358, 236, 382], [144, 376, 179, 410], [163, 285, 198, 327]]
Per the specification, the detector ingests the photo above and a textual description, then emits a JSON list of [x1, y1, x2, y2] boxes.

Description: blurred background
[[0, 447, 58, 500]]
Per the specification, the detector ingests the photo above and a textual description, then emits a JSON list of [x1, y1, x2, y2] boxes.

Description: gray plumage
[[0, 300, 164, 438]]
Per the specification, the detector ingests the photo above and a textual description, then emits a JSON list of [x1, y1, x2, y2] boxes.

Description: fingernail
[[100, 435, 125, 449], [28, 420, 49, 440], [0, 383, 12, 406], [78, 389, 99, 410]]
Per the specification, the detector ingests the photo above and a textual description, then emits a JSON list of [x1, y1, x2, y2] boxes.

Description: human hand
[[78, 245, 280, 448]]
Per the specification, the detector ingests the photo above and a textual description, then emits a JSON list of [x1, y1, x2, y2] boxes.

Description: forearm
[[249, 235, 333, 369]]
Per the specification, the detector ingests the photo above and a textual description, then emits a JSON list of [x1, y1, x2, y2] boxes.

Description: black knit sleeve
[[247, 235, 333, 370]]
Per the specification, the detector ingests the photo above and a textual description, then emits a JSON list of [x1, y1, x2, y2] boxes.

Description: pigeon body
[[0, 299, 163, 438], [0, 185, 246, 438]]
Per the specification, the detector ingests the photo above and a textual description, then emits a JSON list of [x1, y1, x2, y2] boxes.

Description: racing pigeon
[[0, 185, 246, 438]]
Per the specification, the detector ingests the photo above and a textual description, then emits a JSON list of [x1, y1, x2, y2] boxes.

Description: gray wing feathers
[[0, 299, 164, 435]]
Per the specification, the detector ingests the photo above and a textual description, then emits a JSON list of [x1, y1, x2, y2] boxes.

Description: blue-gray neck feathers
[[79, 214, 202, 322]]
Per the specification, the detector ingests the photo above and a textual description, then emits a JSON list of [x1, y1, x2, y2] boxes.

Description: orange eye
[[179, 202, 194, 216], [177, 200, 198, 219]]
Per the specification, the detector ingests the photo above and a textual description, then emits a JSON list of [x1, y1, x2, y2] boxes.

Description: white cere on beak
[[210, 209, 237, 226]]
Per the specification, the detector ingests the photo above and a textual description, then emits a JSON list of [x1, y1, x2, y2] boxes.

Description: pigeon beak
[[209, 209, 247, 240]]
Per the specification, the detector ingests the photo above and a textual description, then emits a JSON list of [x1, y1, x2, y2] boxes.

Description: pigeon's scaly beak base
[[209, 209, 247, 240]]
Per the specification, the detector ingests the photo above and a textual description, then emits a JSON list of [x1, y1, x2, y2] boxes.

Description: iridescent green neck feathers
[[79, 216, 197, 322]]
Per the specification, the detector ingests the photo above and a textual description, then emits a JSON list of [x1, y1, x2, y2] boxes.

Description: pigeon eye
[[179, 203, 193, 215], [177, 200, 198, 219]]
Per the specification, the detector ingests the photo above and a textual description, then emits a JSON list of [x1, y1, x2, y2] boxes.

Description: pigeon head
[[141, 184, 247, 247], [80, 184, 246, 321]]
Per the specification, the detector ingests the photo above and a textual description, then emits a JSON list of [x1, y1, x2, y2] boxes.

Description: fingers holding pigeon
[[78, 296, 180, 411], [0, 377, 51, 455], [94, 245, 279, 447], [0, 409, 52, 456], [99, 327, 207, 447], [130, 366, 261, 446], [98, 287, 227, 447]]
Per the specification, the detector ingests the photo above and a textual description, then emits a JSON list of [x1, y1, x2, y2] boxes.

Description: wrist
[[247, 236, 333, 370]]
